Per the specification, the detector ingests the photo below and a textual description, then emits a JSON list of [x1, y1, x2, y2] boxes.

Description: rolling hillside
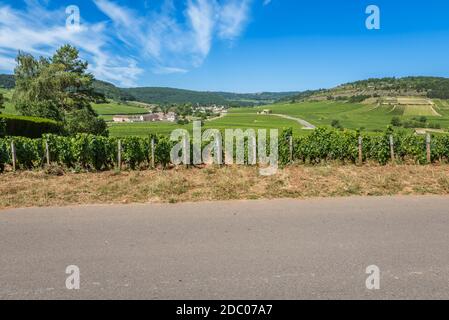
[[3, 73, 449, 137], [288, 77, 449, 102], [0, 74, 297, 106]]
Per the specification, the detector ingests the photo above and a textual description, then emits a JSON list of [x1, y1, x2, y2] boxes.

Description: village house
[[113, 115, 141, 123], [113, 112, 178, 123], [165, 112, 178, 122], [258, 109, 272, 115]]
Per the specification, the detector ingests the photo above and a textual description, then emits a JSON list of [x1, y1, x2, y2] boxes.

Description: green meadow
[[3, 86, 449, 137], [92, 100, 449, 137], [108, 113, 304, 137], [92, 101, 149, 121], [230, 100, 449, 132], [0, 88, 18, 115]]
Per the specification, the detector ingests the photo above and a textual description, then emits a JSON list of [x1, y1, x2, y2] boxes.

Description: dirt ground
[[1, 164, 449, 209]]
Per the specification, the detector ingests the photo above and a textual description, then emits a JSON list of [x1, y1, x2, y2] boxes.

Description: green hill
[[92, 80, 136, 102], [288, 76, 449, 102], [0, 74, 15, 89], [123, 87, 229, 106], [0, 74, 297, 106]]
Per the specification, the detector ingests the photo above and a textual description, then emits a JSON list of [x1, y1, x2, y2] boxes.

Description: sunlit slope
[[230, 100, 449, 131]]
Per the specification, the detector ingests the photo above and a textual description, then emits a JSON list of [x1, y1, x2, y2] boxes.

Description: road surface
[[1, 196, 449, 300], [272, 114, 316, 129]]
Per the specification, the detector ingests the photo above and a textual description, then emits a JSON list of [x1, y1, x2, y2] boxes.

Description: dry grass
[[1, 164, 449, 209]]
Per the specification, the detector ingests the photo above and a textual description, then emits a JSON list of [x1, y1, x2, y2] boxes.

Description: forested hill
[[0, 74, 297, 106], [287, 76, 449, 102], [122, 87, 229, 106], [0, 74, 15, 89]]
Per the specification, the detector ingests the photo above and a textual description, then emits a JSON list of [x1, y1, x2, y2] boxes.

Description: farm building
[[113, 112, 178, 123], [113, 115, 141, 123]]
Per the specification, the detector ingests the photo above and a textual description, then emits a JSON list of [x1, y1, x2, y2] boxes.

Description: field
[[3, 85, 449, 137], [77, 99, 449, 137], [92, 101, 150, 121], [0, 88, 17, 115], [230, 100, 449, 133], [108, 113, 304, 137]]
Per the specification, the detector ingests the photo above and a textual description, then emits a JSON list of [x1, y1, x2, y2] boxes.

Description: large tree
[[0, 93, 4, 112], [13, 45, 108, 136]]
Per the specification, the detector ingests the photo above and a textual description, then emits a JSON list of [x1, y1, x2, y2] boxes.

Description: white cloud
[[94, 0, 252, 73], [218, 0, 251, 40], [0, 0, 254, 86], [0, 1, 142, 86]]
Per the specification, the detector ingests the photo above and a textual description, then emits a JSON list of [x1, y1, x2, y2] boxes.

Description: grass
[[92, 101, 150, 120], [230, 100, 449, 132], [109, 121, 183, 136], [0, 88, 18, 115], [2, 85, 449, 136], [108, 113, 305, 137], [1, 164, 449, 209]]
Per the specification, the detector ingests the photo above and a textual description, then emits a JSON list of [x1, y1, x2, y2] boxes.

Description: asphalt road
[[1, 196, 449, 300]]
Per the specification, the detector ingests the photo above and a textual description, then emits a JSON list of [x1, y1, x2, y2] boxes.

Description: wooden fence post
[[151, 138, 155, 169], [117, 140, 122, 171], [10, 140, 16, 172], [183, 135, 189, 167], [389, 135, 395, 163], [426, 133, 431, 164], [289, 135, 293, 164], [45, 140, 50, 166], [216, 135, 223, 166], [358, 136, 363, 165], [252, 136, 257, 165]]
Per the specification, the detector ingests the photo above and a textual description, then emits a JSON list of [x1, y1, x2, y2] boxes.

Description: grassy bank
[[1, 164, 449, 209]]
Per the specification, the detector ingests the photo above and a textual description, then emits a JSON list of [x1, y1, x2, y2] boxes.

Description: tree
[[12, 45, 108, 136], [157, 104, 173, 115], [64, 108, 108, 136], [0, 93, 4, 113]]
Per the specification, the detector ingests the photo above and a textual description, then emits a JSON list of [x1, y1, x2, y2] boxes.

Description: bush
[[331, 119, 343, 130], [0, 114, 63, 138], [391, 117, 402, 127], [64, 108, 109, 137]]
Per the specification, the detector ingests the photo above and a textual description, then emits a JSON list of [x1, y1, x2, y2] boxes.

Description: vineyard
[[1, 127, 449, 173]]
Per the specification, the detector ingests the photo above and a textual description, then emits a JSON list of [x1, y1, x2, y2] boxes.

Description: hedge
[[0, 114, 63, 138], [0, 128, 449, 172]]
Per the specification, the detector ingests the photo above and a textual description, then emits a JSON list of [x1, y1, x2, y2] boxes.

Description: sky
[[1, 0, 449, 92]]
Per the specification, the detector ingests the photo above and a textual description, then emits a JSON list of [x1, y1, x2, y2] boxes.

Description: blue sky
[[1, 0, 449, 92]]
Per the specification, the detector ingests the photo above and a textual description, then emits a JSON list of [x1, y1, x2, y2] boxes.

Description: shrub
[[0, 114, 63, 138], [391, 117, 402, 127], [331, 119, 343, 130]]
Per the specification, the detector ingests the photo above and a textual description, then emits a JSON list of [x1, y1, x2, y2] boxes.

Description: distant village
[[112, 104, 229, 123], [113, 112, 178, 123]]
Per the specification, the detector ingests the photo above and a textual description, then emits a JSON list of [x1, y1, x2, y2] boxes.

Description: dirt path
[[272, 113, 316, 129]]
